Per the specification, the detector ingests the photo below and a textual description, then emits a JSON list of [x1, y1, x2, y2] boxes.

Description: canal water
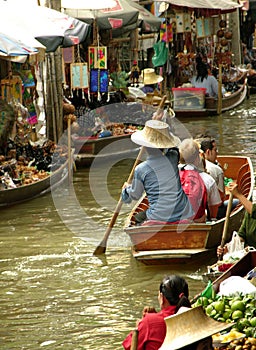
[[1, 94, 256, 349]]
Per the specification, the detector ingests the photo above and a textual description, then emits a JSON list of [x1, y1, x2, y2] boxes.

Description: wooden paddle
[[93, 146, 144, 255], [219, 192, 234, 260], [93, 95, 167, 256]]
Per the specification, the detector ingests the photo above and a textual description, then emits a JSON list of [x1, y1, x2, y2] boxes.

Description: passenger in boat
[[122, 275, 192, 350], [195, 135, 239, 220], [178, 139, 222, 221], [140, 68, 163, 94], [242, 43, 256, 67], [190, 60, 219, 98], [217, 182, 256, 257], [121, 120, 194, 225]]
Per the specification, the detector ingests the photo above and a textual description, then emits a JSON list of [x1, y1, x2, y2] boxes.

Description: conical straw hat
[[141, 68, 163, 85], [131, 120, 180, 148], [159, 306, 233, 350]]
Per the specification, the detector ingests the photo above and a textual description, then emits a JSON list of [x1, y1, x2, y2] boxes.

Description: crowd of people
[[122, 119, 245, 224], [121, 118, 256, 350]]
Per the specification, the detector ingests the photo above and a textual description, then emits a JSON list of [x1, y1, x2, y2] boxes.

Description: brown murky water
[[0, 94, 256, 349]]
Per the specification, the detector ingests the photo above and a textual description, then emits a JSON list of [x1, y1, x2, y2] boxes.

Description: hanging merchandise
[[63, 47, 75, 64], [70, 63, 89, 89], [1, 76, 23, 103], [90, 69, 109, 93], [184, 13, 191, 32], [196, 18, 205, 38], [204, 18, 212, 37], [152, 41, 168, 67], [88, 46, 107, 69], [0, 99, 15, 145], [23, 88, 38, 125], [176, 12, 184, 33], [160, 23, 173, 43]]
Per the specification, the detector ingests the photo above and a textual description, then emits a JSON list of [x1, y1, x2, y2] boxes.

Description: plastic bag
[[152, 41, 168, 67], [218, 276, 256, 296], [223, 231, 245, 260], [227, 231, 244, 253]]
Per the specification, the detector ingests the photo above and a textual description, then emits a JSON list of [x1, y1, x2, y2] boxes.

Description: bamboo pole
[[54, 49, 63, 140], [47, 54, 57, 143], [217, 63, 222, 115], [67, 115, 72, 185], [51, 52, 61, 142]]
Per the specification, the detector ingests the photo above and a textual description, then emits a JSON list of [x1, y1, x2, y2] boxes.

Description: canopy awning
[[0, 1, 91, 52], [154, 0, 241, 14], [127, 0, 162, 33], [63, 0, 161, 37]]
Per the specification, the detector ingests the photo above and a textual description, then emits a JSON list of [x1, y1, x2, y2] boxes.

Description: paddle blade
[[93, 242, 106, 255]]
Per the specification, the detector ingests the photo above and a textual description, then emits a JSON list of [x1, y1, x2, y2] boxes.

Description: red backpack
[[179, 166, 208, 220]]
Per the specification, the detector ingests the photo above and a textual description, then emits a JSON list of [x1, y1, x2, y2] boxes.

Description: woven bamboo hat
[[131, 120, 180, 148], [159, 306, 233, 350], [141, 68, 163, 85]]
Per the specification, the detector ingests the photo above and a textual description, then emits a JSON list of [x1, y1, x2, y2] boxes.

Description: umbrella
[[62, 0, 161, 33], [62, 0, 140, 38], [61, 0, 117, 9], [0, 33, 38, 57], [0, 1, 91, 52], [153, 0, 241, 13], [126, 0, 162, 33]]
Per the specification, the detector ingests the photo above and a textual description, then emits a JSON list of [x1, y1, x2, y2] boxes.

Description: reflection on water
[[1, 95, 256, 349]]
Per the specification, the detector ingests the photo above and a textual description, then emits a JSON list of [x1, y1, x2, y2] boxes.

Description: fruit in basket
[[250, 316, 256, 327], [192, 293, 256, 337], [231, 300, 246, 312], [213, 300, 225, 313]]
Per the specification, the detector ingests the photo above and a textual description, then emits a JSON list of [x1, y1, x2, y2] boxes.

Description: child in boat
[[178, 138, 222, 221], [217, 182, 256, 257], [121, 120, 194, 225]]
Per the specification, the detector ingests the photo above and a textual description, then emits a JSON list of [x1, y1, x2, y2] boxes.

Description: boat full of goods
[[192, 251, 256, 349]]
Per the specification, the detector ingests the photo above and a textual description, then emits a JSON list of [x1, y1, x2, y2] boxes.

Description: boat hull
[[124, 156, 254, 265], [174, 82, 247, 118], [212, 250, 256, 293], [73, 133, 140, 167], [0, 157, 69, 207]]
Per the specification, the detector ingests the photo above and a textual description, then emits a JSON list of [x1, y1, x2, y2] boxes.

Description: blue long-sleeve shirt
[[122, 148, 194, 222]]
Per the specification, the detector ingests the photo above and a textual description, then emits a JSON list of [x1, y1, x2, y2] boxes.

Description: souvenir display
[[70, 63, 89, 89], [90, 69, 109, 93], [88, 46, 107, 69]]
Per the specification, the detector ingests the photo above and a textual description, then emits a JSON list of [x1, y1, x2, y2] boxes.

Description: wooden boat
[[0, 154, 70, 207], [173, 79, 248, 119], [124, 156, 254, 265], [212, 250, 256, 293], [73, 133, 140, 168]]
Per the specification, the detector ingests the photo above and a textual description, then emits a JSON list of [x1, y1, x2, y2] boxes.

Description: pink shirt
[[122, 305, 176, 350]]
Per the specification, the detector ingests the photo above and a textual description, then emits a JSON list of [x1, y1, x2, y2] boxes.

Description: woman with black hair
[[122, 275, 191, 350], [190, 61, 219, 98]]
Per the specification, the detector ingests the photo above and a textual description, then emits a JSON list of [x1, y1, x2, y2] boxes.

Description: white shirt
[[205, 160, 225, 194], [200, 171, 222, 206], [191, 75, 218, 97]]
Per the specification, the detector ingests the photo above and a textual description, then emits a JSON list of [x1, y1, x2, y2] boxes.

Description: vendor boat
[[173, 79, 248, 118], [73, 131, 140, 168], [211, 250, 256, 293], [124, 156, 254, 265], [0, 153, 71, 208]]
